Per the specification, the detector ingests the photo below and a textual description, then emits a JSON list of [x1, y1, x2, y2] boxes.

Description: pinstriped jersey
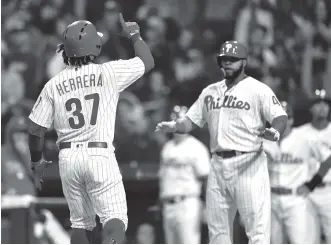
[[300, 123, 331, 182], [264, 125, 331, 187], [159, 135, 210, 198], [186, 77, 287, 153], [29, 57, 145, 152]]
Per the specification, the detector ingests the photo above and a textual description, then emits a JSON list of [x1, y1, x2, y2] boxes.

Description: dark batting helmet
[[63, 20, 103, 57], [170, 105, 188, 121], [217, 40, 248, 66]]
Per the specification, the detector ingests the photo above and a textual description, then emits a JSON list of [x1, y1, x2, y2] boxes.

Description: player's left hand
[[261, 127, 280, 142], [296, 184, 310, 197], [31, 159, 53, 190], [118, 13, 140, 39]]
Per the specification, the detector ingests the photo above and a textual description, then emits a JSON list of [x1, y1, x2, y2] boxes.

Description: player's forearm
[[131, 34, 155, 73], [271, 115, 287, 137], [28, 119, 47, 162], [305, 155, 331, 191], [174, 117, 195, 134]]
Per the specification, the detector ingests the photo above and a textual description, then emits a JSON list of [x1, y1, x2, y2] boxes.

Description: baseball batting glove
[[118, 13, 140, 39], [31, 159, 53, 190], [261, 127, 280, 142]]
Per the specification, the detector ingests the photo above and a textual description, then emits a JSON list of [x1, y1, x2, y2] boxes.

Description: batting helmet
[[170, 105, 188, 121], [63, 20, 103, 57], [309, 89, 331, 107]]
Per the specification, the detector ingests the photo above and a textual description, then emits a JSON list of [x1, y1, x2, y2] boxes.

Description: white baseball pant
[[206, 151, 270, 244], [162, 196, 202, 244], [270, 194, 320, 243], [309, 184, 331, 243], [58, 143, 128, 231]]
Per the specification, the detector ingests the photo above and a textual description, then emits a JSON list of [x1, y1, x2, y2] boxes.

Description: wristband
[[270, 127, 280, 141], [130, 33, 142, 43], [304, 174, 323, 191]]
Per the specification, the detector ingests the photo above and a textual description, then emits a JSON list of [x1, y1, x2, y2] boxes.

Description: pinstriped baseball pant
[[206, 151, 271, 244], [58, 144, 128, 231]]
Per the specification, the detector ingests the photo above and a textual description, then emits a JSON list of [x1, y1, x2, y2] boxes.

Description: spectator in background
[[115, 92, 162, 162], [312, 0, 331, 92], [141, 16, 173, 76], [234, 0, 275, 47], [1, 116, 35, 196], [96, 0, 130, 61], [46, 14, 76, 79], [142, 70, 170, 128], [246, 23, 278, 80], [1, 61, 26, 115]]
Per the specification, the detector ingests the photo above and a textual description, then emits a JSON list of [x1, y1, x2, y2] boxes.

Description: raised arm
[[118, 13, 154, 73]]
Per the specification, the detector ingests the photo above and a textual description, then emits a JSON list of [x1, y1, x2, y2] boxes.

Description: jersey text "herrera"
[[56, 74, 103, 96]]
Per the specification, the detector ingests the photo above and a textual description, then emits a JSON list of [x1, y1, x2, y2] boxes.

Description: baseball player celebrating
[[156, 40, 288, 243], [263, 101, 321, 243], [296, 89, 331, 243], [159, 105, 210, 244], [28, 14, 154, 244]]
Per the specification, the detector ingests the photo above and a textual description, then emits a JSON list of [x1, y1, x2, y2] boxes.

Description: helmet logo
[[225, 43, 232, 52]]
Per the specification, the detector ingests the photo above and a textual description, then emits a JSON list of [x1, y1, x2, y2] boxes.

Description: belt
[[59, 142, 108, 150], [161, 195, 188, 204], [271, 187, 296, 195], [317, 182, 331, 188], [215, 150, 246, 159]]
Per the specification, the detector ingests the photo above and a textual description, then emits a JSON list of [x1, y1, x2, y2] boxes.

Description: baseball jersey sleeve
[[309, 137, 331, 163], [29, 83, 54, 128], [260, 85, 287, 123], [192, 142, 210, 177], [186, 92, 206, 128], [103, 57, 145, 92]]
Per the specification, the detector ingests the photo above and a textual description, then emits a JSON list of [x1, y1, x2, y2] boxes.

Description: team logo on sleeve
[[204, 95, 250, 112]]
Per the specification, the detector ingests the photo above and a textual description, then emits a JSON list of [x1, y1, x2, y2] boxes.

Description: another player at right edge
[[156, 40, 288, 243]]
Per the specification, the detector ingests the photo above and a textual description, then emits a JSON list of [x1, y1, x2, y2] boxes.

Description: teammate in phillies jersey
[[27, 14, 154, 244], [295, 89, 331, 243], [156, 40, 288, 243], [159, 105, 210, 244], [263, 101, 321, 243]]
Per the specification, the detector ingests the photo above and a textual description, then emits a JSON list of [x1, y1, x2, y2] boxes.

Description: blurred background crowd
[[1, 0, 331, 243]]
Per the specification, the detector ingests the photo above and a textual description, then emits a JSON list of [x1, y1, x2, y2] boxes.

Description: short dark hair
[[56, 43, 94, 69]]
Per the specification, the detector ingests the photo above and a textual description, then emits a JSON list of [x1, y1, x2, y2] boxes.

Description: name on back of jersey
[[56, 73, 103, 96]]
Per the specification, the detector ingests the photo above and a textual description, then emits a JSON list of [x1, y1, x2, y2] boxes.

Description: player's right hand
[[155, 121, 177, 133], [118, 13, 140, 39], [31, 158, 53, 190]]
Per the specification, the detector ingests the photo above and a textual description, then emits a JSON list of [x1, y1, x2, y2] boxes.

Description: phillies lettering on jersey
[[29, 57, 145, 150], [204, 95, 251, 111], [264, 126, 331, 188], [186, 76, 287, 153]]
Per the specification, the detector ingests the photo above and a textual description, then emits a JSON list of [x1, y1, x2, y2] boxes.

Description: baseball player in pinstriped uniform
[[27, 14, 154, 243], [156, 40, 288, 243], [159, 105, 210, 244], [263, 101, 321, 243], [296, 89, 331, 243]]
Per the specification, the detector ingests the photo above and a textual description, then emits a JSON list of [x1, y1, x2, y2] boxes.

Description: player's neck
[[311, 118, 329, 130], [225, 73, 247, 88]]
